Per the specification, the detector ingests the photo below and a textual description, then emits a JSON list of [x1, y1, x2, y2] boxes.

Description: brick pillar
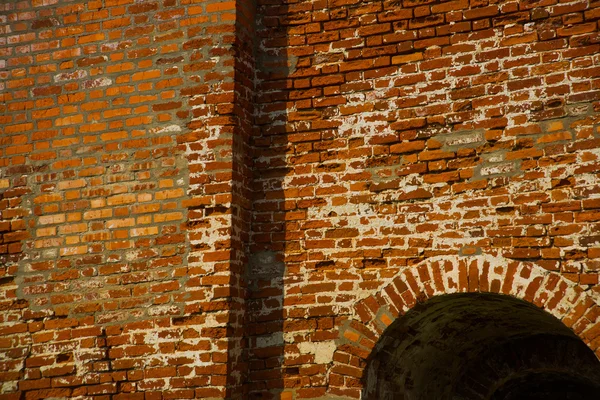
[[178, 0, 256, 397]]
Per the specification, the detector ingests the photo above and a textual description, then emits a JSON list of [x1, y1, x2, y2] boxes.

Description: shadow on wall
[[246, 0, 297, 398]]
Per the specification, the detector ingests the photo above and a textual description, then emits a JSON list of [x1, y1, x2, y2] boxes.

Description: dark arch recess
[[362, 293, 600, 400]]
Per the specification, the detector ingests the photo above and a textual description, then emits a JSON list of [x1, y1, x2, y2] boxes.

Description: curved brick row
[[329, 254, 600, 399]]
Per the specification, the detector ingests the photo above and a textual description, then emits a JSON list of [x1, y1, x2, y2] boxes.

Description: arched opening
[[362, 293, 600, 400]]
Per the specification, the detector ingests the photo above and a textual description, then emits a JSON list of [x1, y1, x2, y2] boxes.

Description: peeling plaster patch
[[479, 162, 518, 177], [139, 331, 216, 370], [338, 111, 396, 140], [442, 129, 485, 149], [474, 151, 521, 180], [147, 305, 181, 316], [567, 103, 592, 116], [1, 380, 17, 393], [431, 128, 522, 181], [54, 69, 87, 82], [82, 77, 112, 89], [150, 124, 182, 134], [298, 341, 336, 364], [189, 214, 231, 249], [417, 123, 451, 139]]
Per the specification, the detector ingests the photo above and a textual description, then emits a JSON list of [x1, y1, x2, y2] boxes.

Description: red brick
[[1, 1, 599, 399]]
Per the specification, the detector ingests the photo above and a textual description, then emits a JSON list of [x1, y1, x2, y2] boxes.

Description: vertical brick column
[[228, 0, 256, 397], [177, 0, 256, 397]]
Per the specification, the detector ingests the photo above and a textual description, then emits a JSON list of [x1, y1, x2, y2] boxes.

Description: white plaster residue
[[480, 162, 515, 176], [188, 214, 232, 249], [298, 341, 336, 364], [400, 184, 418, 193], [183, 122, 230, 167], [445, 131, 483, 147], [85, 77, 112, 88], [551, 286, 579, 320], [306, 201, 397, 235], [147, 305, 180, 316], [336, 108, 396, 141], [139, 330, 216, 369], [150, 124, 182, 134], [54, 69, 88, 82], [574, 172, 600, 198], [329, 40, 354, 55], [1, 381, 17, 393], [307, 201, 372, 219], [199, 312, 227, 328]]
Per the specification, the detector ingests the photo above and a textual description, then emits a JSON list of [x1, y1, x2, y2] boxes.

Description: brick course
[[1, 0, 600, 399]]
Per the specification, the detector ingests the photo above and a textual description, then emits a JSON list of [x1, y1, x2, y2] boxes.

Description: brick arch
[[327, 254, 600, 399]]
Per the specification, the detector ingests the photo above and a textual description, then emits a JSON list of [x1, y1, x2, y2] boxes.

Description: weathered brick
[[1, 0, 599, 399]]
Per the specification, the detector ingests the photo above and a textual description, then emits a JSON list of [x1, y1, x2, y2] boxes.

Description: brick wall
[[1, 0, 600, 399], [0, 0, 249, 398]]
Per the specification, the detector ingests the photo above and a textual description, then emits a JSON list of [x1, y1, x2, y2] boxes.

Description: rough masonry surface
[[1, 0, 600, 399]]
